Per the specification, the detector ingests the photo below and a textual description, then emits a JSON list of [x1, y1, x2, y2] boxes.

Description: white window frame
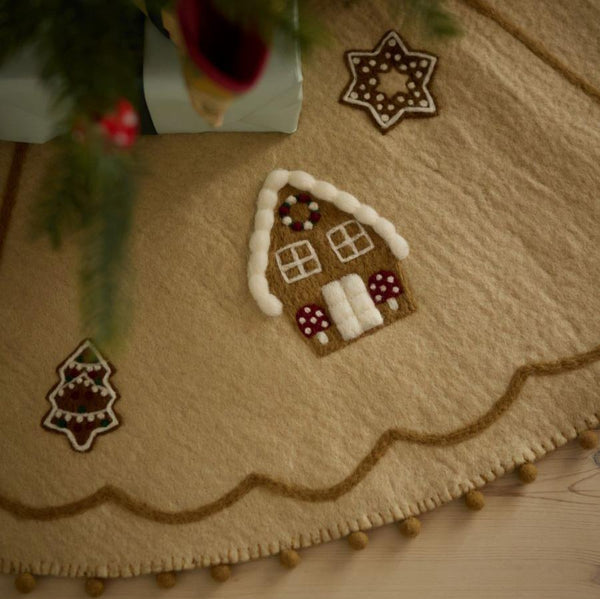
[[275, 240, 322, 284], [326, 220, 374, 263]]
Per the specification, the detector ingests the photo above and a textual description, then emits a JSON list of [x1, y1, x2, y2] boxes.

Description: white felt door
[[321, 274, 383, 340]]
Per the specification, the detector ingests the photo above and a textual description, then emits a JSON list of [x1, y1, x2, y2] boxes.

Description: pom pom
[[248, 275, 282, 316], [279, 549, 301, 569], [84, 578, 105, 597], [517, 463, 537, 483], [334, 191, 360, 214], [464, 490, 485, 510], [312, 180, 338, 201], [354, 204, 379, 226], [288, 170, 315, 191], [263, 169, 289, 191], [210, 564, 231, 582], [578, 430, 598, 449], [254, 209, 275, 231], [247, 251, 268, 276], [372, 218, 396, 240], [249, 230, 270, 253], [347, 531, 369, 550], [399, 516, 421, 538], [156, 572, 177, 589], [14, 573, 36, 594], [257, 188, 279, 210], [388, 235, 410, 260]]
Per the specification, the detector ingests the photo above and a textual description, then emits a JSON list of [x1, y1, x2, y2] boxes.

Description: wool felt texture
[[1, 0, 600, 580]]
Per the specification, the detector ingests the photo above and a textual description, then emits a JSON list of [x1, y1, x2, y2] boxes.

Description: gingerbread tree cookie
[[42, 339, 120, 451]]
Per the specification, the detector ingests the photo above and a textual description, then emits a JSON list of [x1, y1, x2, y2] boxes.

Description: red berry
[[292, 221, 303, 231], [279, 204, 290, 216], [297, 193, 311, 204], [309, 212, 321, 223]]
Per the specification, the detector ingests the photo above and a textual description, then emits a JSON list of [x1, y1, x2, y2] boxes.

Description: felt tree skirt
[[1, 0, 600, 580]]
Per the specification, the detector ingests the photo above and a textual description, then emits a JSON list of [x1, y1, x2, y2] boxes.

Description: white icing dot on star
[[387, 104, 394, 110], [381, 114, 389, 122], [369, 59, 376, 66], [415, 71, 423, 78], [414, 91, 421, 97], [350, 91, 358, 99], [408, 99, 414, 105], [389, 39, 396, 46], [359, 84, 366, 90], [364, 93, 370, 99], [420, 59, 428, 67], [385, 52, 391, 58], [394, 54, 401, 61], [369, 78, 377, 85], [409, 61, 416, 68], [380, 64, 388, 70], [400, 64, 407, 71], [407, 81, 415, 89], [376, 93, 384, 101], [419, 100, 428, 107], [352, 57, 360, 64], [377, 104, 383, 110], [362, 66, 369, 73]]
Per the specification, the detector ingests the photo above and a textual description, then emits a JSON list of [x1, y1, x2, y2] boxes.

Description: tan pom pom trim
[[464, 490, 485, 510], [84, 577, 105, 597], [156, 571, 177, 588], [517, 463, 538, 483], [578, 430, 598, 449], [210, 564, 231, 582], [14, 572, 36, 594], [279, 549, 301, 569], [347, 531, 369, 550], [399, 516, 422, 538]]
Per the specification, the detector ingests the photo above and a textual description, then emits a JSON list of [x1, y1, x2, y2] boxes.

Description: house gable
[[248, 169, 410, 317]]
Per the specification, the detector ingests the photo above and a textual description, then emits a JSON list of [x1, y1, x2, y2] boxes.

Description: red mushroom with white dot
[[296, 304, 330, 345], [368, 270, 403, 310]]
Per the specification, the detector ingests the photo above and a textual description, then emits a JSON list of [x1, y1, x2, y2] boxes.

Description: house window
[[275, 240, 322, 283], [326, 220, 374, 263]]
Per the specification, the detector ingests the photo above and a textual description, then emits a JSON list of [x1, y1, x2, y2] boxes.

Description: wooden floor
[[2, 441, 599, 598]]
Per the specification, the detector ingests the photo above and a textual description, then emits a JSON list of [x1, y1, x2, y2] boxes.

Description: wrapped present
[[0, 7, 303, 143]]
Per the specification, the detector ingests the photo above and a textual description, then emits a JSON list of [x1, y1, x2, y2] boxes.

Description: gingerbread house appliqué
[[248, 169, 416, 356]]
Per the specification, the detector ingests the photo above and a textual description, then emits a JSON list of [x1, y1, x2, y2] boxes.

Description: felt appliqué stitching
[[340, 30, 438, 133], [41, 339, 120, 452], [248, 169, 417, 356]]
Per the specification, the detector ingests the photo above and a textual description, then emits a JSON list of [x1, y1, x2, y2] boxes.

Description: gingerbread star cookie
[[340, 30, 438, 133]]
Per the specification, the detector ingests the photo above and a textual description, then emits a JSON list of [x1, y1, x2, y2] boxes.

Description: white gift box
[[0, 19, 303, 142], [144, 20, 303, 134]]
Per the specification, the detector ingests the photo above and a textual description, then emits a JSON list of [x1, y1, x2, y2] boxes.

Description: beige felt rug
[[1, 0, 600, 581]]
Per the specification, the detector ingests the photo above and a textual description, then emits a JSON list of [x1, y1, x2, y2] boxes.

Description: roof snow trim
[[248, 169, 410, 317]]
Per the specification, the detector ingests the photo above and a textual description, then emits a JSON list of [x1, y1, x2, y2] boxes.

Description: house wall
[[266, 184, 416, 356]]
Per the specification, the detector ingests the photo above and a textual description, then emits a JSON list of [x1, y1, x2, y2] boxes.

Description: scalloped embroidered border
[[1, 344, 599, 524]]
